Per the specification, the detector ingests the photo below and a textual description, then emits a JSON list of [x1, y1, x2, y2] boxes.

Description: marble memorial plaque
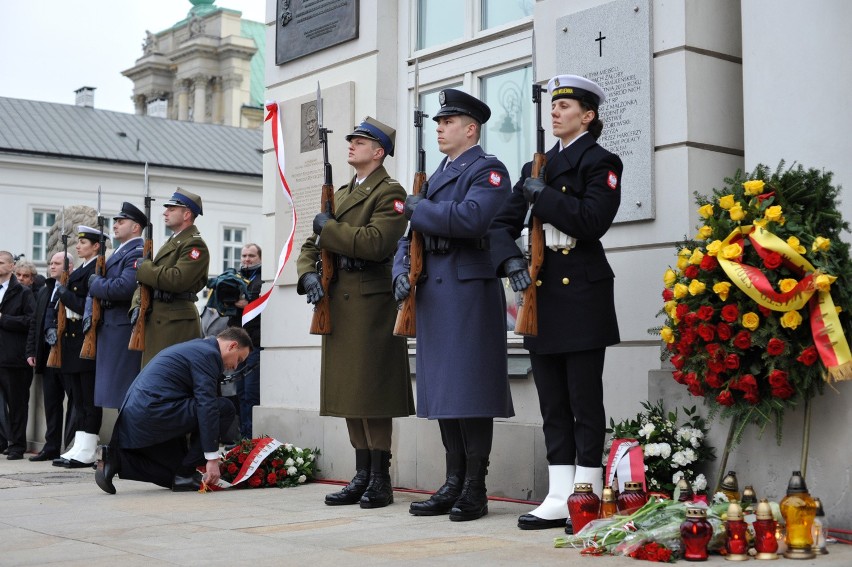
[[279, 81, 355, 284], [555, 0, 653, 223], [276, 0, 359, 65]]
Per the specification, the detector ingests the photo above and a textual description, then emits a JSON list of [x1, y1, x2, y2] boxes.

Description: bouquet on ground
[[657, 161, 852, 441], [606, 400, 714, 496], [218, 436, 320, 488]]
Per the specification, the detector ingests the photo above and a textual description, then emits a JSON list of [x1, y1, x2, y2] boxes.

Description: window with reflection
[[417, 0, 463, 50], [481, 0, 534, 30], [32, 210, 57, 263]]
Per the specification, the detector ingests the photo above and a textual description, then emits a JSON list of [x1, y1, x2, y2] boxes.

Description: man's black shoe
[[171, 471, 204, 492], [95, 445, 118, 495], [29, 450, 60, 462], [52, 457, 70, 467], [66, 459, 94, 469], [518, 514, 568, 530], [6, 452, 23, 460], [564, 517, 574, 535]]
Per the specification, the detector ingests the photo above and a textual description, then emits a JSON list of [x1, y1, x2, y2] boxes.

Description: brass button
[[535, 280, 542, 287], [562, 249, 569, 255], [562, 277, 570, 285], [562, 186, 567, 193]]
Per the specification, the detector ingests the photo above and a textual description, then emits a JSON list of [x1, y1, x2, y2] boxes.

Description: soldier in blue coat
[[490, 75, 622, 533], [85, 202, 145, 409], [393, 89, 513, 522], [95, 328, 251, 494]]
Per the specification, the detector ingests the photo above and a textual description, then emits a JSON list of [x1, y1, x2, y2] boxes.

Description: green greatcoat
[[132, 224, 209, 367], [297, 165, 414, 418]]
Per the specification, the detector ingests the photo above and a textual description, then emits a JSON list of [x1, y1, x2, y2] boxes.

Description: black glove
[[45, 328, 58, 346], [522, 164, 548, 204], [404, 194, 424, 220], [393, 273, 411, 302], [313, 212, 334, 235], [88, 274, 100, 287], [299, 272, 324, 305], [129, 307, 140, 327], [54, 284, 69, 301], [503, 257, 532, 292], [82, 317, 92, 334]]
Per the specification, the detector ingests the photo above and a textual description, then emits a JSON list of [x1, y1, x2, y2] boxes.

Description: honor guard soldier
[[297, 117, 414, 509], [490, 74, 622, 532], [392, 89, 514, 521], [132, 188, 210, 367]]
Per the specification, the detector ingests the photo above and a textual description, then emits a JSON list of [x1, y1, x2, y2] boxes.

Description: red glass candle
[[617, 481, 647, 514], [680, 507, 712, 561], [753, 500, 779, 560], [568, 483, 601, 534], [725, 502, 749, 560]]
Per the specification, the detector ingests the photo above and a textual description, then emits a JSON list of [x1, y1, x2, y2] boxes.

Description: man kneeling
[[96, 328, 252, 494]]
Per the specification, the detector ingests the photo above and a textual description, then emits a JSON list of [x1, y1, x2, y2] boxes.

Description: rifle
[[394, 61, 427, 337], [309, 82, 334, 335], [128, 163, 154, 351], [513, 82, 546, 337], [46, 208, 69, 368], [80, 187, 105, 359]]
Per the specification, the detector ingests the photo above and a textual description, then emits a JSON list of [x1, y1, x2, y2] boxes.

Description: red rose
[[716, 390, 735, 406], [684, 265, 699, 279], [721, 304, 739, 322], [768, 369, 789, 387], [735, 374, 758, 393], [662, 288, 674, 301], [744, 390, 761, 404], [248, 475, 262, 487], [757, 191, 775, 202], [708, 359, 725, 373], [763, 251, 782, 270], [772, 383, 795, 399], [697, 305, 714, 321], [672, 370, 687, 384], [705, 371, 724, 389], [671, 354, 686, 370], [733, 330, 752, 349], [705, 343, 722, 356], [238, 453, 247, 464], [716, 322, 732, 340], [676, 303, 689, 319], [724, 353, 740, 370], [267, 472, 278, 485], [797, 346, 819, 366], [227, 463, 238, 475], [767, 338, 786, 356], [700, 255, 719, 271], [697, 323, 715, 342], [684, 312, 699, 326]]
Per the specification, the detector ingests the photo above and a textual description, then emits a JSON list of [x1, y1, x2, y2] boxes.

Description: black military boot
[[409, 452, 466, 516], [360, 450, 393, 508], [449, 455, 489, 521], [325, 449, 370, 505]]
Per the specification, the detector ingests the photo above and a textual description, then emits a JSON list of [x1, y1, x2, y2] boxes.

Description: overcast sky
[[0, 1, 266, 114]]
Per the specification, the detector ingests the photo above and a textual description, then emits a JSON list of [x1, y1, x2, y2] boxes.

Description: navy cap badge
[[438, 91, 446, 105]]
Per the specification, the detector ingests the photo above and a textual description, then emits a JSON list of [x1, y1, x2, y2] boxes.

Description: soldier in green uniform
[[297, 117, 414, 509], [131, 188, 209, 368]]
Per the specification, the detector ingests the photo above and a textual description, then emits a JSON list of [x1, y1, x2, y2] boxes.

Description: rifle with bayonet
[[309, 82, 335, 335], [128, 163, 154, 351], [47, 208, 69, 368], [80, 187, 105, 359], [513, 83, 546, 337], [394, 62, 427, 338]]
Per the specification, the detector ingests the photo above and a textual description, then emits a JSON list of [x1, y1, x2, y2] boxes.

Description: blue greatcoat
[[85, 237, 144, 408], [393, 144, 514, 419], [116, 337, 222, 453]]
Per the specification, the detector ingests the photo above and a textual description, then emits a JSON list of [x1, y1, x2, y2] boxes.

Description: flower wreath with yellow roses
[[658, 161, 852, 441]]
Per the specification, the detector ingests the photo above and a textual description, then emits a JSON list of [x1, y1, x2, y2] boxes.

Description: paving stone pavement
[[1, 456, 849, 566]]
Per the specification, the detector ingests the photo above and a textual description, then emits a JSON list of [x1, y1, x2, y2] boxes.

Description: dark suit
[[490, 133, 622, 466], [113, 337, 234, 488], [0, 275, 36, 456]]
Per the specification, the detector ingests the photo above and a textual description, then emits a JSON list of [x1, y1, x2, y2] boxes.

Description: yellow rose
[[812, 236, 831, 252], [689, 249, 704, 265], [765, 205, 784, 222], [721, 243, 743, 259], [665, 300, 678, 316], [706, 240, 723, 257], [688, 279, 707, 296], [663, 269, 677, 288], [815, 273, 838, 292], [742, 312, 760, 331], [673, 283, 688, 299], [787, 236, 806, 254], [677, 256, 689, 270], [729, 203, 745, 221], [719, 195, 735, 210], [713, 281, 732, 301], [696, 225, 713, 239], [778, 278, 799, 293], [780, 310, 803, 330], [698, 204, 714, 219], [661, 326, 676, 344], [742, 179, 765, 195], [753, 218, 768, 229]]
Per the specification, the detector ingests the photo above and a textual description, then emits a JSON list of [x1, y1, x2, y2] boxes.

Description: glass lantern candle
[[617, 481, 647, 514], [753, 499, 779, 560], [681, 506, 713, 561], [676, 477, 695, 502], [719, 470, 741, 502], [741, 485, 757, 512], [725, 502, 750, 561], [599, 485, 617, 518], [779, 470, 816, 559], [568, 483, 600, 534], [812, 497, 828, 555]]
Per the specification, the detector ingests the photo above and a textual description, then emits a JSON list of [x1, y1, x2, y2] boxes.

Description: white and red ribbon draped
[[606, 438, 646, 492], [241, 102, 297, 326], [212, 437, 284, 489]]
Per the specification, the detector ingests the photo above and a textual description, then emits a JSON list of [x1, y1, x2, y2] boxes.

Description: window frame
[[221, 225, 248, 272], [30, 207, 60, 265]]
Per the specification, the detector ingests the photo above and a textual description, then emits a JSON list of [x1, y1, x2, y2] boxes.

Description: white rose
[[296, 457, 304, 465], [690, 437, 701, 448], [295, 447, 303, 453], [639, 423, 656, 438], [643, 443, 658, 457], [658, 443, 672, 459], [285, 457, 295, 466], [693, 473, 707, 491], [288, 466, 297, 475], [676, 427, 690, 442], [298, 474, 307, 483], [307, 453, 315, 461], [682, 448, 696, 464], [284, 443, 294, 450]]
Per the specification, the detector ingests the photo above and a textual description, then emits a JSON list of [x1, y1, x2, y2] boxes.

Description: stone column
[[210, 77, 223, 124], [193, 75, 208, 123], [221, 73, 243, 128], [134, 95, 146, 115], [177, 79, 191, 121]]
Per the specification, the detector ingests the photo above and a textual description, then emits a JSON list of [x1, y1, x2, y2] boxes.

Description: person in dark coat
[[490, 74, 622, 533], [85, 202, 145, 409], [94, 328, 251, 494], [297, 117, 413, 509], [53, 226, 104, 468], [26, 251, 76, 460], [0, 251, 36, 460], [392, 90, 513, 522]]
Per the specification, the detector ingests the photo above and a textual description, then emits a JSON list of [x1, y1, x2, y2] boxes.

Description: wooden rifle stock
[[309, 182, 335, 335], [46, 269, 69, 368], [513, 153, 546, 337], [79, 253, 105, 359], [128, 238, 153, 351], [393, 171, 426, 337]]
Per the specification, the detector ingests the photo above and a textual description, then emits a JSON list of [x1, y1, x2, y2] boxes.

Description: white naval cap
[[547, 74, 606, 108]]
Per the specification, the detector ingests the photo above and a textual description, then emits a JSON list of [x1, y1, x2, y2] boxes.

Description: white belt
[[520, 224, 577, 252], [65, 308, 82, 320]]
